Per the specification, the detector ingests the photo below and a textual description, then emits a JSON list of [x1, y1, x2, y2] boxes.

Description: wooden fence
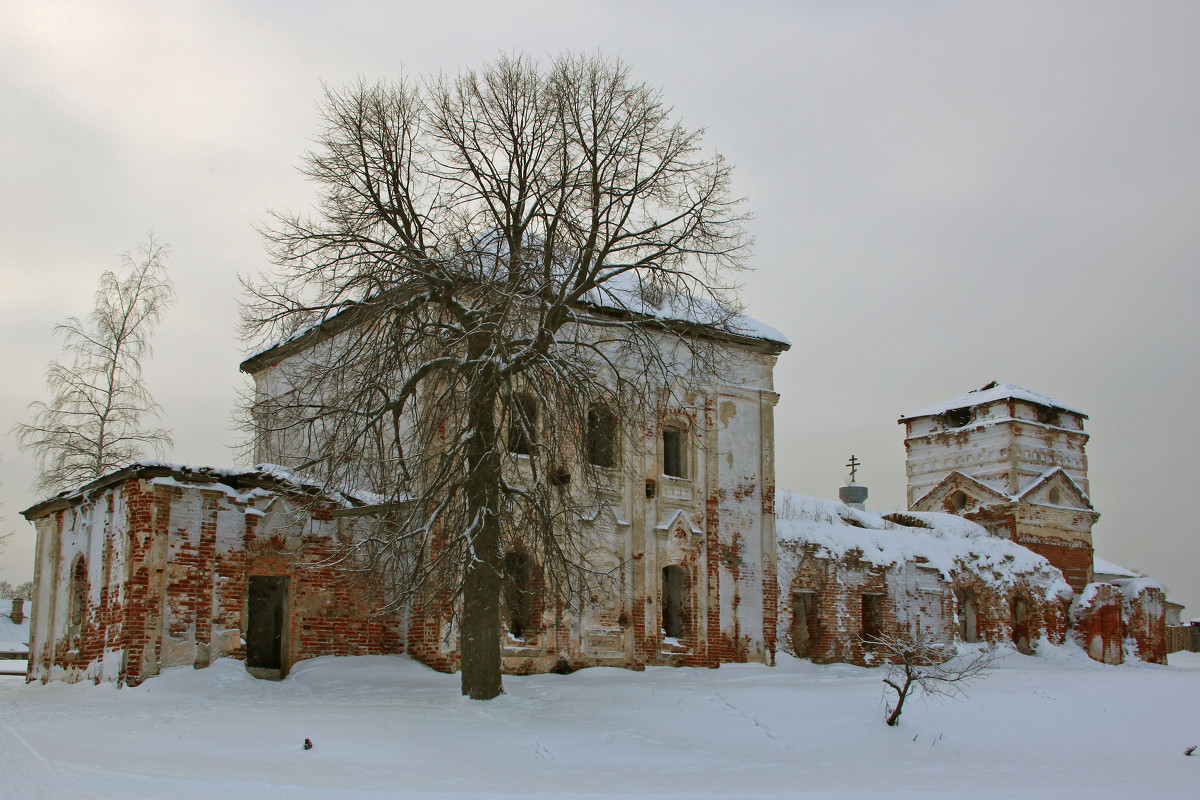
[[1166, 624, 1199, 654]]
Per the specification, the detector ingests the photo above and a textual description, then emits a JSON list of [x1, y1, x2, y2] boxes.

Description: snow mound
[[775, 491, 1071, 595]]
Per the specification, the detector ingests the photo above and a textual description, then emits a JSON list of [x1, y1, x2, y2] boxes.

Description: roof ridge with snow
[[901, 380, 1085, 420]]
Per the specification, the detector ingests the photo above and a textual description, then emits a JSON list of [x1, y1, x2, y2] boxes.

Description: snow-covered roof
[[242, 274, 788, 373], [1092, 557, 1142, 580], [1014, 467, 1093, 507], [22, 461, 390, 521], [775, 492, 1072, 597], [0, 599, 30, 655], [580, 272, 789, 347], [901, 381, 1085, 420]]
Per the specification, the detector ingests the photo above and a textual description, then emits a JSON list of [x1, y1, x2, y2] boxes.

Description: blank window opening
[[861, 594, 884, 641], [663, 426, 687, 478], [662, 565, 686, 638], [587, 404, 617, 468], [503, 552, 535, 639], [791, 591, 820, 658]]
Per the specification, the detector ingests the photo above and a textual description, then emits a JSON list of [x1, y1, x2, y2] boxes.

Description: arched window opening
[[503, 552, 535, 639], [943, 407, 972, 428], [663, 424, 687, 478], [661, 565, 687, 639], [1011, 596, 1033, 655], [791, 590, 821, 658], [67, 557, 86, 640], [586, 404, 617, 468], [950, 490, 968, 511], [1036, 406, 1061, 426], [956, 590, 979, 643], [508, 394, 538, 456]]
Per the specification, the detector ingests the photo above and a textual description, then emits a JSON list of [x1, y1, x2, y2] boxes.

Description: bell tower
[[899, 381, 1098, 593]]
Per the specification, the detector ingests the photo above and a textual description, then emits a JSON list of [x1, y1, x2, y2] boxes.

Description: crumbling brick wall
[[1123, 582, 1167, 664], [1071, 583, 1126, 664], [27, 473, 405, 686]]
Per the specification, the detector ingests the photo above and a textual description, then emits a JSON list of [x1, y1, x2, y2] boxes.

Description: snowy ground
[[1, 647, 1197, 799]]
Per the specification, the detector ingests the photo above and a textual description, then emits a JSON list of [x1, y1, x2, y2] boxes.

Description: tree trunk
[[459, 353, 504, 700], [460, 520, 503, 699], [884, 671, 915, 726]]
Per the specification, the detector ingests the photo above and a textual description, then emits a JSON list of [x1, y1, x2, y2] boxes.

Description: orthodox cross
[[846, 455, 861, 482]]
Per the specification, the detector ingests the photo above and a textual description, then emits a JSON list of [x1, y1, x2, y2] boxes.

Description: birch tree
[[14, 236, 175, 494], [241, 54, 751, 699]]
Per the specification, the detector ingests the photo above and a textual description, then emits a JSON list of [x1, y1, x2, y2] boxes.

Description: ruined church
[[21, 313, 1166, 685], [775, 381, 1165, 667]]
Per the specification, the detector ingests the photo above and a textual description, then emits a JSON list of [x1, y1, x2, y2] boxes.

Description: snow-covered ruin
[[20, 361, 1167, 684], [773, 381, 1166, 667], [21, 293, 793, 684]]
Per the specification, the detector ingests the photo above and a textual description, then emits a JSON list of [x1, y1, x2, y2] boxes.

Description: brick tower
[[898, 381, 1098, 593]]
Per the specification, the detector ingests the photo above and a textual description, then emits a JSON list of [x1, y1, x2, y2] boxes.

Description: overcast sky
[[3, 1, 1198, 614]]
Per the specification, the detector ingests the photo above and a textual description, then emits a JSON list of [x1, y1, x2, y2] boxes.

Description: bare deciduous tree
[[0, 580, 34, 600], [871, 629, 1002, 726], [241, 53, 751, 699], [14, 236, 175, 494]]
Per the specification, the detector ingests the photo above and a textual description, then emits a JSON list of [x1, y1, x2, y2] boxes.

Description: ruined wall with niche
[[775, 493, 1073, 666]]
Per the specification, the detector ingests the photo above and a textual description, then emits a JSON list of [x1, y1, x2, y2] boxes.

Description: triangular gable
[[577, 503, 630, 529], [655, 507, 702, 535], [255, 497, 306, 537], [1015, 467, 1093, 511], [911, 471, 1012, 513]]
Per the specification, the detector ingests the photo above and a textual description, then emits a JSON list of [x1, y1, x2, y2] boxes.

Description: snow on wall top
[[1092, 557, 1142, 579], [0, 599, 30, 654], [775, 492, 1072, 597], [900, 381, 1085, 420], [21, 461, 386, 521]]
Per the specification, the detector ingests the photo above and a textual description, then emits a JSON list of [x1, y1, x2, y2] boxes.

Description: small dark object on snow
[[1185, 746, 1196, 756], [304, 739, 313, 751]]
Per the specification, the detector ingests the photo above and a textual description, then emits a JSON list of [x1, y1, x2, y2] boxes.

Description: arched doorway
[[956, 590, 979, 643], [1011, 596, 1033, 655]]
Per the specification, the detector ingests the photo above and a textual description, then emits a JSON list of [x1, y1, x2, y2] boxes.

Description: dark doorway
[[246, 576, 287, 676], [662, 565, 686, 638], [791, 591, 820, 658]]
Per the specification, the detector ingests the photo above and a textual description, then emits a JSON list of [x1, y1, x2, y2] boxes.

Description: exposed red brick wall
[[1071, 583, 1125, 664], [779, 541, 1069, 666], [1018, 537, 1094, 594], [34, 479, 405, 686], [1123, 583, 1167, 665]]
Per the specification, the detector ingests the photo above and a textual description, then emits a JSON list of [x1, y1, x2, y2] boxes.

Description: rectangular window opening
[[663, 426, 686, 478], [861, 593, 884, 642]]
